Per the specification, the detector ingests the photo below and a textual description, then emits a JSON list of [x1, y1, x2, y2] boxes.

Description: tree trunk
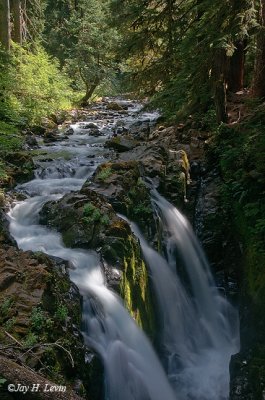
[[227, 40, 246, 92], [81, 81, 100, 105], [253, 0, 265, 98], [212, 48, 229, 123], [0, 0, 11, 50], [12, 0, 22, 44]]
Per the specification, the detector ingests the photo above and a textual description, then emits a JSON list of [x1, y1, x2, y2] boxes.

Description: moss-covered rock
[[119, 236, 155, 335], [82, 160, 154, 236], [40, 188, 155, 338]]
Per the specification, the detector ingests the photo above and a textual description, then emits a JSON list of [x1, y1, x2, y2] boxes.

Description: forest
[[0, 0, 265, 399]]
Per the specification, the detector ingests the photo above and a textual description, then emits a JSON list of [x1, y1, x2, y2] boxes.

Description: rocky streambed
[[0, 97, 244, 399]]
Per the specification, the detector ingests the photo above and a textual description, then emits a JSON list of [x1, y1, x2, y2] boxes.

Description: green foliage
[[133, 203, 153, 219], [45, 0, 120, 101], [31, 307, 46, 331], [23, 332, 38, 347], [0, 163, 8, 181], [96, 167, 112, 181], [0, 377, 7, 387], [111, 0, 257, 118], [31, 307, 54, 332], [101, 214, 110, 226], [0, 298, 14, 317], [83, 202, 101, 222], [0, 44, 73, 126], [0, 122, 23, 155], [54, 304, 68, 323], [4, 317, 16, 331], [212, 106, 265, 301], [83, 202, 96, 217], [83, 202, 110, 226]]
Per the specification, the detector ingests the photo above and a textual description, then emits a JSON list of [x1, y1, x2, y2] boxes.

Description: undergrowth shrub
[[0, 43, 73, 126]]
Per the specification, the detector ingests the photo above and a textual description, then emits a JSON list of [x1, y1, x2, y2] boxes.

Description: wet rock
[[106, 102, 125, 111], [39, 189, 155, 336], [40, 191, 122, 249], [25, 134, 38, 148], [30, 125, 46, 136], [118, 144, 167, 179], [190, 161, 201, 178], [89, 128, 101, 137], [82, 161, 154, 233], [0, 355, 84, 400], [43, 129, 60, 143], [83, 122, 99, 130], [50, 110, 71, 125], [3, 152, 34, 185], [41, 117, 58, 130], [105, 136, 139, 152], [129, 120, 151, 138], [65, 127, 74, 135], [230, 352, 265, 400]]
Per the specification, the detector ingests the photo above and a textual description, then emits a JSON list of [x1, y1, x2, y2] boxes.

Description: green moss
[[82, 202, 110, 226], [96, 166, 112, 181], [33, 149, 72, 161], [210, 108, 265, 397], [112, 136, 121, 144], [119, 235, 155, 338]]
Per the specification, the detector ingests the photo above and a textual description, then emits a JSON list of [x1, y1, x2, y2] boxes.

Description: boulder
[[65, 127, 74, 135], [25, 134, 38, 148], [43, 129, 60, 143], [106, 102, 125, 111], [82, 161, 154, 226], [105, 136, 139, 152], [39, 189, 155, 336]]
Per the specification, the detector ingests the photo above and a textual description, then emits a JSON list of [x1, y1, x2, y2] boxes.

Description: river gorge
[[3, 98, 241, 399]]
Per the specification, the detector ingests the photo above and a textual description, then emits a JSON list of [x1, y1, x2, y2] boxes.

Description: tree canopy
[[0, 0, 264, 118]]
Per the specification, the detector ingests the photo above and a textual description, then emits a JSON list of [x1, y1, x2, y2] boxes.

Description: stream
[[7, 99, 239, 400]]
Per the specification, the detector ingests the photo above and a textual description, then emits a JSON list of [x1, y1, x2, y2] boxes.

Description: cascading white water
[[7, 101, 176, 400], [127, 189, 239, 400]]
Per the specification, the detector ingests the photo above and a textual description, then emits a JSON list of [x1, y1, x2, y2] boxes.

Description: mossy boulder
[[39, 189, 155, 337], [40, 190, 126, 250], [106, 101, 126, 111], [0, 151, 34, 187], [82, 160, 154, 236]]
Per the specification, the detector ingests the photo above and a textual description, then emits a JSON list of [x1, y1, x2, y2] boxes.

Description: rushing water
[[7, 100, 175, 400], [128, 190, 239, 400], [7, 99, 239, 399]]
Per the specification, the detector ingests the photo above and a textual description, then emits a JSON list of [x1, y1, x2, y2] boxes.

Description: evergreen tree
[[44, 0, 77, 65], [253, 0, 265, 98], [44, 0, 119, 102], [12, 0, 23, 44], [110, 0, 256, 121], [0, 0, 11, 50], [110, 0, 181, 94]]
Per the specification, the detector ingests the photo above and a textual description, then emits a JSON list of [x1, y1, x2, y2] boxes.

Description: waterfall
[[128, 189, 240, 400], [7, 103, 176, 400], [8, 192, 176, 400], [6, 99, 239, 400]]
